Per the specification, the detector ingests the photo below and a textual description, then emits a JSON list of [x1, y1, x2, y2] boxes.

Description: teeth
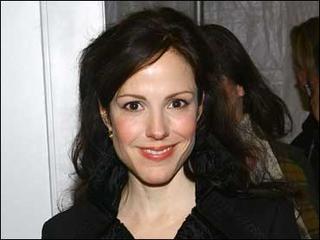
[[144, 147, 171, 155]]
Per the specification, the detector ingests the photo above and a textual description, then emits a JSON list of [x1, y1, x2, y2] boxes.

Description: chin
[[137, 169, 178, 187]]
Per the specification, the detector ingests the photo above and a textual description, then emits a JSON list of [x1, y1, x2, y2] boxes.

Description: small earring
[[108, 129, 113, 138]]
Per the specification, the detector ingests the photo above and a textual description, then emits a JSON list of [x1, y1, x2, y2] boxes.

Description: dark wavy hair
[[70, 8, 253, 208], [201, 24, 293, 140]]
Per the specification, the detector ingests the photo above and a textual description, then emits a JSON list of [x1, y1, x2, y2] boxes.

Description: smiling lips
[[139, 145, 175, 161]]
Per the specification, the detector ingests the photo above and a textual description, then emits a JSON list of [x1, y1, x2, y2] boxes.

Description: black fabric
[[42, 176, 300, 239], [100, 207, 226, 239], [196, 186, 300, 239], [42, 200, 114, 239], [291, 114, 319, 215]]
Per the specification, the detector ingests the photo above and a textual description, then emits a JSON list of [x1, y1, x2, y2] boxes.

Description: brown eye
[[124, 101, 143, 111], [168, 99, 188, 109]]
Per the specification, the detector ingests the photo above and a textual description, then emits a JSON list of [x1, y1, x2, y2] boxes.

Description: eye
[[168, 99, 188, 109], [123, 101, 143, 112]]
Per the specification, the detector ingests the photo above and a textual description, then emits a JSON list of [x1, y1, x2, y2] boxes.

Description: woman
[[200, 24, 293, 184], [42, 8, 299, 239], [290, 17, 319, 216], [201, 24, 318, 238]]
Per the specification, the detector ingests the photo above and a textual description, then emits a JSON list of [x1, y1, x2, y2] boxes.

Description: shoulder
[[291, 114, 318, 150], [269, 140, 303, 160], [270, 140, 313, 183], [196, 189, 300, 239], [234, 194, 298, 234], [42, 201, 113, 239]]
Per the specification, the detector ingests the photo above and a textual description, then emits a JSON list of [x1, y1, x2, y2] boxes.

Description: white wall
[[1, 1, 104, 238], [1, 2, 51, 238]]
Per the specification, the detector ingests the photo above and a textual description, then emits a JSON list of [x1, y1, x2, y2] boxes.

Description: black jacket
[[291, 114, 319, 214], [42, 177, 300, 239]]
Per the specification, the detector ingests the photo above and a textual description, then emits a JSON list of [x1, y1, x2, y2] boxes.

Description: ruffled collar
[[86, 174, 266, 239], [101, 203, 224, 239]]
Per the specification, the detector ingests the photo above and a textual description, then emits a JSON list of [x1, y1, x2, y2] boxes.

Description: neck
[[235, 101, 244, 123], [118, 168, 195, 219]]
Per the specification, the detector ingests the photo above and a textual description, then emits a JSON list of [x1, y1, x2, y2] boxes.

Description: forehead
[[116, 49, 196, 96]]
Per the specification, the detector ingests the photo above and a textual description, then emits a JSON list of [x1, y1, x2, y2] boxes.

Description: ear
[[236, 85, 245, 97], [98, 102, 112, 132], [197, 92, 205, 121]]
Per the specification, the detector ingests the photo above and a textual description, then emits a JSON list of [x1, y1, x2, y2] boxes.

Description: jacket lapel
[[196, 179, 267, 239]]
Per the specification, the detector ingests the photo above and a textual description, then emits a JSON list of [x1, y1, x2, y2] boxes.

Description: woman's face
[[101, 49, 202, 185]]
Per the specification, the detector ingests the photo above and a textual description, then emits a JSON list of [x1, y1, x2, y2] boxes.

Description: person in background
[[201, 24, 319, 239], [41, 8, 300, 239], [290, 17, 319, 219]]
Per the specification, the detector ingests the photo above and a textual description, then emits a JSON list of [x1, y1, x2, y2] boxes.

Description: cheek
[[112, 116, 142, 144], [170, 110, 197, 138]]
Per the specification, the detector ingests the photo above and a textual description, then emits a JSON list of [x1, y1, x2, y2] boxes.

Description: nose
[[145, 110, 169, 140]]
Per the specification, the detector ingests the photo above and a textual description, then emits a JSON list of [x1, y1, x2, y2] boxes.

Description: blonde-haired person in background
[[290, 17, 319, 220]]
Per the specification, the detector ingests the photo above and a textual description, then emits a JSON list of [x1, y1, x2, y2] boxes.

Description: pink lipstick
[[139, 145, 175, 161]]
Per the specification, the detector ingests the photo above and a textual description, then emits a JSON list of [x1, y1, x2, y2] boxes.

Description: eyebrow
[[116, 91, 195, 100]]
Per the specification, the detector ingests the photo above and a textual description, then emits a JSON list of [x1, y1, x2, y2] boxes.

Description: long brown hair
[[70, 8, 253, 209]]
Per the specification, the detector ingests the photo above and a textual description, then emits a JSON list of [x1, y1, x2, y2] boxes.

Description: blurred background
[[1, 1, 319, 238]]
